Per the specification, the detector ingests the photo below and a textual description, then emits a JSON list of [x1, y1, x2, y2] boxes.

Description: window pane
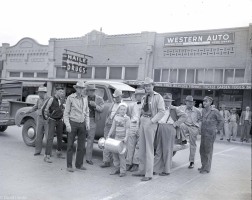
[[81, 67, 92, 78], [169, 69, 177, 83], [235, 69, 245, 83], [196, 69, 204, 84], [109, 67, 122, 79], [205, 69, 214, 84], [214, 69, 223, 84], [224, 69, 234, 84], [125, 67, 138, 80], [186, 69, 194, 83], [68, 71, 78, 78], [161, 69, 169, 82], [183, 89, 191, 95], [96, 87, 108, 101], [37, 72, 48, 78], [178, 69, 186, 83], [194, 90, 202, 96], [23, 72, 34, 77], [56, 67, 66, 78], [154, 69, 161, 82], [9, 72, 20, 77], [95, 67, 107, 79]]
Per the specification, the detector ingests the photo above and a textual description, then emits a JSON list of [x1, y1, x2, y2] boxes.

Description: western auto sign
[[164, 32, 235, 46], [62, 53, 87, 74]]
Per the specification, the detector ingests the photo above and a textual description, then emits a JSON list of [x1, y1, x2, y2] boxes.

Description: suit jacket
[[240, 111, 252, 125]]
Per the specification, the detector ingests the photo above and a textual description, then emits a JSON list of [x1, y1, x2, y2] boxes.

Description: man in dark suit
[[85, 84, 104, 165], [240, 106, 251, 142]]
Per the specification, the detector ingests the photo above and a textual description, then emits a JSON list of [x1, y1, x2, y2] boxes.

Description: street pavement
[[0, 126, 251, 200]]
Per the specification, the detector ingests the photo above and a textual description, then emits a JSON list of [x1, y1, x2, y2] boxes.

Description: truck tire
[[0, 125, 8, 132], [22, 119, 36, 146]]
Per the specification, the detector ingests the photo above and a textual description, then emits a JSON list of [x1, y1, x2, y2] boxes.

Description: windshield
[[109, 88, 134, 101]]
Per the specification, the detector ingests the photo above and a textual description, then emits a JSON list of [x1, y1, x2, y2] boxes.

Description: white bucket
[[98, 137, 126, 154]]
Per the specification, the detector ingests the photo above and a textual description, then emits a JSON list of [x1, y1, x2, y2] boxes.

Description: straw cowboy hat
[[86, 84, 97, 91], [37, 86, 47, 93], [134, 88, 145, 95], [163, 93, 174, 102], [113, 89, 123, 98], [143, 77, 155, 85], [185, 95, 194, 102], [73, 81, 85, 89]]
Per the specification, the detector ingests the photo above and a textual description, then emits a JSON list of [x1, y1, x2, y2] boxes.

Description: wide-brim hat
[[143, 77, 155, 85], [163, 93, 174, 101], [185, 95, 194, 102], [86, 84, 97, 90], [37, 86, 47, 93], [113, 89, 123, 98], [73, 81, 85, 89], [134, 88, 145, 95], [231, 108, 237, 112]]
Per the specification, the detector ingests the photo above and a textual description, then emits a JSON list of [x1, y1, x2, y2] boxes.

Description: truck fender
[[15, 107, 36, 126]]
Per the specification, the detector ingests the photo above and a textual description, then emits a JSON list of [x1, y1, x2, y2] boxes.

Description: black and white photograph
[[0, 0, 251, 200]]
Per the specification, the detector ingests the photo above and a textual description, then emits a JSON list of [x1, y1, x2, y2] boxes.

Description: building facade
[[1, 25, 251, 110]]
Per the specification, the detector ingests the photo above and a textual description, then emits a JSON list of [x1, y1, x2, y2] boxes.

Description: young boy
[[107, 102, 130, 177]]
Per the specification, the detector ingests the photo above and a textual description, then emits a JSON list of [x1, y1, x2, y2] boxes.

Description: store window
[[37, 72, 48, 78], [214, 69, 223, 84], [196, 69, 205, 84], [56, 67, 66, 78], [194, 90, 202, 96], [95, 67, 107, 79], [125, 67, 138, 80], [68, 71, 78, 78], [169, 69, 177, 83], [23, 72, 34, 78], [183, 89, 191, 95], [81, 67, 92, 78], [9, 72, 20, 77], [154, 69, 161, 82], [109, 67, 122, 79], [186, 69, 194, 83], [205, 90, 213, 96], [205, 69, 214, 84], [178, 69, 186, 83], [224, 69, 234, 84], [161, 69, 169, 82], [234, 69, 245, 83]]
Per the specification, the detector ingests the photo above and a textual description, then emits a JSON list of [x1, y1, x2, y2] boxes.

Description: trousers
[[229, 122, 238, 140], [240, 121, 251, 141], [35, 115, 48, 154], [220, 122, 230, 139], [86, 118, 97, 161]]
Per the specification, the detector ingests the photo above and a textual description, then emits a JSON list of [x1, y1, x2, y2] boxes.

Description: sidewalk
[[214, 133, 251, 146]]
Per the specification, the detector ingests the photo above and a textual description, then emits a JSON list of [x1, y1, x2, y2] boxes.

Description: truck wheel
[[22, 119, 36, 146], [0, 125, 8, 132], [173, 151, 177, 156]]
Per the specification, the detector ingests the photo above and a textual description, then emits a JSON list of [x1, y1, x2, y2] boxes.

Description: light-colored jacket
[[240, 111, 252, 125], [179, 105, 202, 128]]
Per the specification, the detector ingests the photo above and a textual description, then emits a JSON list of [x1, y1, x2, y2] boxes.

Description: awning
[[22, 81, 45, 87]]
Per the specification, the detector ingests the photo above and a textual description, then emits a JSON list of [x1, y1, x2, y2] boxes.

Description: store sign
[[164, 32, 234, 46], [62, 53, 87, 74]]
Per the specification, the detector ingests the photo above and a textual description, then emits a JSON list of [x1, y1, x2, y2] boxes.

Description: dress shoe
[[159, 172, 170, 176], [110, 170, 120, 175], [198, 167, 203, 171], [76, 166, 87, 170], [67, 167, 74, 172], [227, 139, 231, 142], [34, 152, 41, 156], [119, 173, 126, 177], [56, 150, 65, 159], [181, 140, 187, 145], [141, 177, 152, 181], [132, 173, 144, 177], [44, 156, 52, 163], [86, 160, 93, 165], [188, 162, 194, 169], [200, 170, 209, 174], [220, 138, 223, 140], [100, 162, 110, 168], [129, 164, 138, 172], [126, 164, 132, 171], [153, 172, 158, 175]]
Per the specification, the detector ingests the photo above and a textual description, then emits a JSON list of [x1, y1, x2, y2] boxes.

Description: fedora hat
[[134, 88, 145, 95], [73, 81, 85, 89], [203, 96, 213, 102], [113, 89, 123, 98], [185, 95, 194, 102], [37, 86, 47, 93], [86, 84, 97, 90], [163, 93, 174, 101], [143, 77, 155, 85], [231, 108, 237, 112]]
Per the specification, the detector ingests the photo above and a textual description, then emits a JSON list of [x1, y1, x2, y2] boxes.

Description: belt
[[142, 114, 152, 118]]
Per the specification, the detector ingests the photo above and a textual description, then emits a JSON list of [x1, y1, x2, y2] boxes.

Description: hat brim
[[38, 90, 47, 93], [185, 100, 194, 102], [73, 85, 85, 89], [164, 99, 174, 102], [134, 92, 145, 95]]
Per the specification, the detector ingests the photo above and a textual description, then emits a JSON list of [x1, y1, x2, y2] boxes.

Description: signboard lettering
[[62, 53, 88, 74]]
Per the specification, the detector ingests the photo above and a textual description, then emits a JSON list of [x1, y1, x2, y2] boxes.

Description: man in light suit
[[240, 106, 251, 142], [85, 84, 104, 165], [219, 104, 230, 141]]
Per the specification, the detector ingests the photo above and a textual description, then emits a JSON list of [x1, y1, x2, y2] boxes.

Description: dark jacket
[[45, 96, 64, 120]]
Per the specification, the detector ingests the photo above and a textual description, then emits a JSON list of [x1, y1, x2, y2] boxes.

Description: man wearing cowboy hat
[[21, 86, 50, 156], [228, 108, 239, 141], [64, 81, 90, 172], [126, 88, 145, 172], [199, 96, 224, 174], [132, 77, 165, 181], [100, 89, 123, 168], [154, 93, 186, 176], [85, 84, 104, 165], [179, 95, 202, 169]]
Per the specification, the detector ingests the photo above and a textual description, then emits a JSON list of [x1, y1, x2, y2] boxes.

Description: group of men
[[23, 77, 251, 181]]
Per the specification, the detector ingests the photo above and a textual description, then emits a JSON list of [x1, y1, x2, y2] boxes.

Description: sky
[[0, 0, 252, 46]]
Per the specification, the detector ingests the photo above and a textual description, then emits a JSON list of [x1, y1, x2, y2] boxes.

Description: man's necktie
[[143, 94, 149, 112]]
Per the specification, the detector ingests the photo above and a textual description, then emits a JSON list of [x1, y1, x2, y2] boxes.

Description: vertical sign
[[62, 53, 88, 74]]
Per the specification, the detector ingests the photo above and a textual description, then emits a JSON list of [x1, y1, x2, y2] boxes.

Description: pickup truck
[[14, 80, 188, 155]]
